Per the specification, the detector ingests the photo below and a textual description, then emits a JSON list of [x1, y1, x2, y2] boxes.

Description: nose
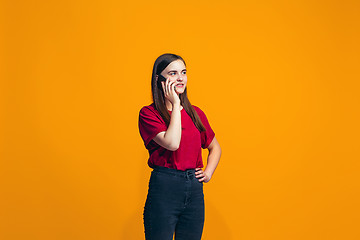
[[177, 74, 183, 81]]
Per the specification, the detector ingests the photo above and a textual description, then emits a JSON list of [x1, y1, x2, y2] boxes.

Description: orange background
[[1, 0, 360, 239]]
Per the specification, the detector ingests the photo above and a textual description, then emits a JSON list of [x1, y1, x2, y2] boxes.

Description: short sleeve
[[195, 107, 215, 149], [138, 106, 168, 149]]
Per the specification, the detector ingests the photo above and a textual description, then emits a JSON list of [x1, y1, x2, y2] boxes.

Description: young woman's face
[[160, 59, 187, 94]]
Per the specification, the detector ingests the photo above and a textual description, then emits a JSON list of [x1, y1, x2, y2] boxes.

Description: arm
[[196, 136, 222, 183], [152, 103, 182, 151]]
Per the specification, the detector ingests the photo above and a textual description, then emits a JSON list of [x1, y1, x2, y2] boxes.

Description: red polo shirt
[[138, 103, 215, 171]]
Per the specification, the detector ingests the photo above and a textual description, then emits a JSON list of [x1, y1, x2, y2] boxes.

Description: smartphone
[[158, 74, 167, 82], [157, 74, 177, 90]]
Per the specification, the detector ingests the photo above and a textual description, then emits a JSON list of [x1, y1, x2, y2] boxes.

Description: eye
[[182, 71, 187, 75], [170, 72, 176, 75]]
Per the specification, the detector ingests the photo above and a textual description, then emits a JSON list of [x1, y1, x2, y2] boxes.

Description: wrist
[[172, 103, 181, 109], [204, 169, 213, 179]]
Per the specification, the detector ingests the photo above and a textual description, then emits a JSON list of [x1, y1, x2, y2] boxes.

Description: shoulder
[[140, 103, 157, 114], [139, 103, 164, 122]]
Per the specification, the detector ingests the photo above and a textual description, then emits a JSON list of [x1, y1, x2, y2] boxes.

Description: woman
[[138, 53, 222, 240]]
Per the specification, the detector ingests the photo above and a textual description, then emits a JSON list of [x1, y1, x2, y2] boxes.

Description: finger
[[161, 81, 166, 93], [170, 81, 176, 92], [170, 81, 176, 93], [166, 78, 171, 94], [195, 172, 204, 178], [164, 81, 169, 95], [196, 172, 204, 177], [172, 81, 177, 92], [198, 176, 205, 182]]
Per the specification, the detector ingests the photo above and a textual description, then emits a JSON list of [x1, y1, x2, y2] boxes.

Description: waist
[[152, 165, 196, 179]]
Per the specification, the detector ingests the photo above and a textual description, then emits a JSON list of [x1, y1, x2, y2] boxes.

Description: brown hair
[[151, 53, 206, 132]]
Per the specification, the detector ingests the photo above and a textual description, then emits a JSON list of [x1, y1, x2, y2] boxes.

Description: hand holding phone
[[157, 74, 177, 90], [157, 74, 180, 105]]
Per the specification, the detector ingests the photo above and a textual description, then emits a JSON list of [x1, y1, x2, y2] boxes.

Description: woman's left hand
[[195, 168, 211, 183]]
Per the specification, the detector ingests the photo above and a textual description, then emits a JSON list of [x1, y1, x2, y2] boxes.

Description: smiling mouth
[[176, 84, 184, 88]]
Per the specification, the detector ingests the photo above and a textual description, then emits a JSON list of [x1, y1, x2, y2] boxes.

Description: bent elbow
[[218, 145, 222, 156], [167, 141, 180, 151], [168, 144, 180, 151], [209, 143, 222, 155]]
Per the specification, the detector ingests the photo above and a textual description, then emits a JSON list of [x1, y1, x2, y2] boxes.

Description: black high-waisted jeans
[[143, 166, 205, 240]]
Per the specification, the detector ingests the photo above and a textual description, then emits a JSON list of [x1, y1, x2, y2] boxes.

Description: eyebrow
[[168, 69, 187, 73]]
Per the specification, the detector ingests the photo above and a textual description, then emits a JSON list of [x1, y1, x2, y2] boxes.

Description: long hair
[[151, 53, 207, 132]]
